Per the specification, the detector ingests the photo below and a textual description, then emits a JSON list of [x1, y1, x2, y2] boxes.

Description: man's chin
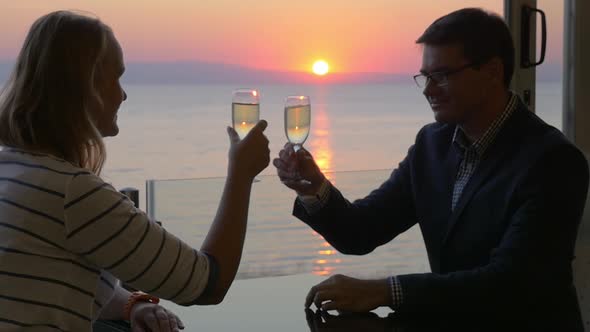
[[433, 111, 450, 123], [433, 110, 458, 124]]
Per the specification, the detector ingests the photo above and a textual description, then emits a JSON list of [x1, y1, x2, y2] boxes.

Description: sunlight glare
[[312, 60, 329, 76]]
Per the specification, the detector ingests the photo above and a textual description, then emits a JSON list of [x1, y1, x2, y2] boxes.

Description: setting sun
[[312, 60, 329, 76]]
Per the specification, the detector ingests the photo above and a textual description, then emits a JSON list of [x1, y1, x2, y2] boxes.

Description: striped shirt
[[0, 148, 214, 332], [298, 92, 519, 311]]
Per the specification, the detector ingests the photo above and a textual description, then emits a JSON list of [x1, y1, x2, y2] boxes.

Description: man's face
[[420, 44, 489, 125]]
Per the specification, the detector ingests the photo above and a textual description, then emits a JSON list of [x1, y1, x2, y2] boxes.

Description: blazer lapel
[[428, 140, 463, 272], [441, 106, 526, 245]]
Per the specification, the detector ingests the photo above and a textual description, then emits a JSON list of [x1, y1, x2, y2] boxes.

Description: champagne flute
[[232, 88, 261, 182], [232, 89, 260, 139], [284, 95, 311, 152]]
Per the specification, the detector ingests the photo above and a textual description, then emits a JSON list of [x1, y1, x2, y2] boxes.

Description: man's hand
[[305, 309, 392, 332], [130, 302, 184, 332], [273, 143, 326, 196], [305, 274, 391, 313]]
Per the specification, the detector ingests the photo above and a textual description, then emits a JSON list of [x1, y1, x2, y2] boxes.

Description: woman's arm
[[196, 121, 270, 304], [98, 285, 130, 320], [64, 121, 270, 306]]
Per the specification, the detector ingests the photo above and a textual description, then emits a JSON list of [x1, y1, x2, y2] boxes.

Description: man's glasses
[[413, 63, 477, 88]]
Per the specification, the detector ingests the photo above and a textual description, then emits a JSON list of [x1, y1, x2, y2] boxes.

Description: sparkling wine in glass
[[284, 95, 311, 152], [232, 89, 260, 139]]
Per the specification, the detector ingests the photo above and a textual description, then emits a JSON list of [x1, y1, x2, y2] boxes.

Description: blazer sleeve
[[292, 131, 422, 255], [396, 142, 589, 314]]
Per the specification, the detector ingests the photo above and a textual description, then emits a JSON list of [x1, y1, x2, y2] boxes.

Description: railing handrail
[[144, 168, 392, 183]]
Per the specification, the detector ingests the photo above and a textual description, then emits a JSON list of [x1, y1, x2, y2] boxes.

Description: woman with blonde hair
[[0, 10, 270, 332]]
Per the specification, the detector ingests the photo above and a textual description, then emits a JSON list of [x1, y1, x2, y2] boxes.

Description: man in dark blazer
[[274, 8, 589, 329]]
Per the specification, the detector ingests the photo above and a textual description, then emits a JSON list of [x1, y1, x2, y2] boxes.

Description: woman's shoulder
[[0, 146, 91, 175], [0, 147, 94, 180]]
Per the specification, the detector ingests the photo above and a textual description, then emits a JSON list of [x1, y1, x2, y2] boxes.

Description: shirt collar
[[452, 92, 518, 156]]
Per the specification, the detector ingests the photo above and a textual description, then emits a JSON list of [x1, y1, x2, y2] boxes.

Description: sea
[[98, 82, 561, 279]]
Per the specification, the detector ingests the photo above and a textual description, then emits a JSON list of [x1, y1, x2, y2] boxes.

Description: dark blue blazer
[[294, 99, 589, 329]]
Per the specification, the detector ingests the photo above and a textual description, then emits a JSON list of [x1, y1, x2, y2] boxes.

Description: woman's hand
[[130, 302, 185, 332], [227, 120, 270, 182]]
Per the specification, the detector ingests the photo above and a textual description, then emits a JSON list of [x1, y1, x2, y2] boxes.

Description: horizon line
[[0, 59, 564, 76]]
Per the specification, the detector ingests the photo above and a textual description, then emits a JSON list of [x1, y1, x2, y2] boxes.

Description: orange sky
[[0, 0, 563, 74]]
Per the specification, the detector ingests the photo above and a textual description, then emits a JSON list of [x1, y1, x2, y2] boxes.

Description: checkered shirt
[[451, 94, 518, 210]]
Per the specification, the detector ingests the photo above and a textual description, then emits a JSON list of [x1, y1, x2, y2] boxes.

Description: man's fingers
[[304, 309, 317, 331], [296, 149, 321, 175], [276, 151, 297, 175], [305, 285, 318, 308], [296, 147, 313, 158], [319, 308, 337, 320], [278, 148, 288, 160], [297, 150, 316, 167], [278, 147, 295, 161], [321, 300, 342, 312], [306, 282, 334, 307], [276, 167, 299, 179], [273, 158, 288, 171], [313, 290, 339, 310]]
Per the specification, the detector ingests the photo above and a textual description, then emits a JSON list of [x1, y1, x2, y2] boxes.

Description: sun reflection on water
[[307, 97, 341, 276]]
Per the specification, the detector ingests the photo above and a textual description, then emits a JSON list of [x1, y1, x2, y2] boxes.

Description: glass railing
[[145, 170, 429, 280]]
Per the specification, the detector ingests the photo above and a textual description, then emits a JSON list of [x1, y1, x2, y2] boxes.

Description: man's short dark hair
[[416, 8, 515, 88]]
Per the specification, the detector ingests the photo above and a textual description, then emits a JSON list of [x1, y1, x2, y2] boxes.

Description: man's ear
[[482, 57, 504, 85]]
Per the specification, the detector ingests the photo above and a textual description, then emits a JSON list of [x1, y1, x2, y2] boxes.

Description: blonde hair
[[0, 10, 112, 174]]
